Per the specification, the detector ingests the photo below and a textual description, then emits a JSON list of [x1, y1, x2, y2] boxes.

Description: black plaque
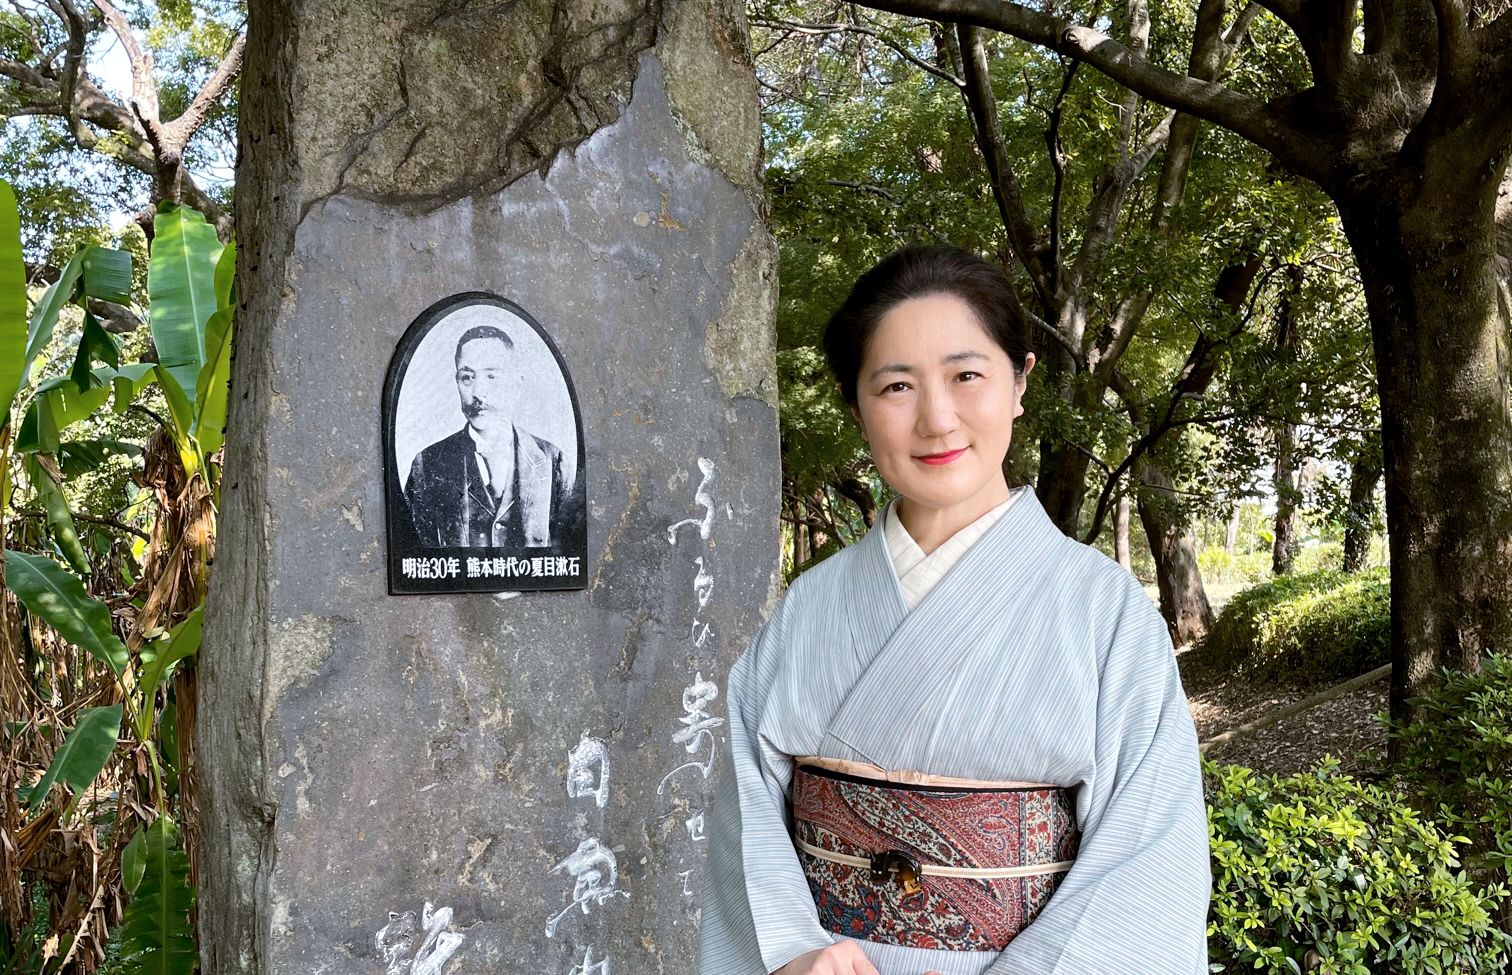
[[383, 292, 587, 594]]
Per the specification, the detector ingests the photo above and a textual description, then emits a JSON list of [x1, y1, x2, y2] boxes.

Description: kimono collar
[[882, 489, 1028, 606], [843, 485, 1066, 652]]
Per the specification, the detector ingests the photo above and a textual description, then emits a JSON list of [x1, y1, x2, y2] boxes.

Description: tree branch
[[749, 17, 965, 87], [1301, 0, 1361, 94], [0, 57, 53, 89], [824, 178, 900, 202], [1040, 60, 1080, 294], [161, 30, 245, 148], [1026, 305, 1081, 360], [1115, 0, 1152, 166], [956, 24, 1055, 307], [91, 0, 166, 156], [853, 0, 1321, 180], [54, 0, 89, 143], [12, 509, 150, 542]]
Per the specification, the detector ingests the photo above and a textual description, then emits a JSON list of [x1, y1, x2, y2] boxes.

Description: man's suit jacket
[[404, 423, 576, 548]]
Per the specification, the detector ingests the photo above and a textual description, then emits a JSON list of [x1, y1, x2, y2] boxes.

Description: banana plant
[[0, 181, 25, 426], [148, 202, 235, 488], [1, 184, 225, 974]]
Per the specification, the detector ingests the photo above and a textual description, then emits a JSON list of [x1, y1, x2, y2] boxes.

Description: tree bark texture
[[1343, 442, 1383, 572], [201, 2, 778, 972], [1115, 492, 1132, 570], [1271, 267, 1304, 576], [1134, 451, 1215, 646], [1337, 166, 1512, 725]]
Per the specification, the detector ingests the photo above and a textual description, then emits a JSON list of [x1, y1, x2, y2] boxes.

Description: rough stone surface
[[201, 4, 778, 973]]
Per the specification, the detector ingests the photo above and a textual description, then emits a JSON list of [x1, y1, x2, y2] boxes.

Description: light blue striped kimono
[[698, 490, 1211, 975]]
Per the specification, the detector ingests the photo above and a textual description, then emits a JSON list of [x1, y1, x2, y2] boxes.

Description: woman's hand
[[774, 941, 880, 975]]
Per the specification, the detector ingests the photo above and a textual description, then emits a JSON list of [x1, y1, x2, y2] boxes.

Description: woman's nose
[[916, 387, 959, 435]]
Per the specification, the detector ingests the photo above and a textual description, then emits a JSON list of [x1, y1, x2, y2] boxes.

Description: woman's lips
[[917, 447, 967, 466]]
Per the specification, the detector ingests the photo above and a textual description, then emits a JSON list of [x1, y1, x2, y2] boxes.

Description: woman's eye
[[957, 371, 981, 382]]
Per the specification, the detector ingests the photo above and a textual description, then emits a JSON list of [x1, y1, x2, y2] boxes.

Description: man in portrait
[[404, 324, 580, 549]]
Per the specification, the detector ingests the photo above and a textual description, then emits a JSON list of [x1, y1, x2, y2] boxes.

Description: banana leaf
[[57, 438, 143, 478], [118, 816, 196, 975], [69, 312, 121, 393], [192, 242, 234, 455], [79, 245, 132, 304], [24, 703, 121, 809], [136, 608, 202, 739], [122, 825, 149, 894], [149, 204, 222, 405], [3, 549, 128, 675], [13, 364, 157, 454], [23, 454, 89, 575], [0, 180, 26, 423], [22, 250, 84, 387]]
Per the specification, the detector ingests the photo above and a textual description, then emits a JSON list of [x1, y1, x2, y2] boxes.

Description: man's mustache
[[462, 399, 494, 419]]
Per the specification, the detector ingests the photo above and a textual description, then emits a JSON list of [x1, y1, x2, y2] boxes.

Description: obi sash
[[790, 758, 1080, 952]]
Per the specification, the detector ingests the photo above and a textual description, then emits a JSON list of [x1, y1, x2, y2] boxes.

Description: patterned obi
[[790, 759, 1080, 952]]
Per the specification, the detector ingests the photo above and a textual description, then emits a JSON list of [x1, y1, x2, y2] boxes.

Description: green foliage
[[135, 608, 202, 740], [0, 118, 144, 268], [1207, 758, 1512, 973], [0, 180, 25, 422], [4, 549, 129, 675], [1198, 547, 1273, 586], [1198, 541, 1369, 586], [1386, 655, 1512, 890], [1195, 568, 1390, 683], [121, 828, 149, 896], [24, 452, 89, 573], [117, 817, 196, 975], [191, 242, 235, 457], [3, 207, 229, 967], [15, 364, 158, 454], [148, 203, 223, 407], [25, 704, 123, 810], [81, 246, 134, 305]]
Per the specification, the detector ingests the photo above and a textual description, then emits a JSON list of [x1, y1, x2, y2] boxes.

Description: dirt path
[[1177, 648, 1390, 778]]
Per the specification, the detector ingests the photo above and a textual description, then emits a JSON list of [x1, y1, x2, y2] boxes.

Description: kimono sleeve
[[698, 600, 835, 975], [987, 573, 1212, 975]]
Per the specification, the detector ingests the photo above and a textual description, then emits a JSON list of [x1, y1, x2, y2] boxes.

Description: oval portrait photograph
[[383, 292, 587, 594]]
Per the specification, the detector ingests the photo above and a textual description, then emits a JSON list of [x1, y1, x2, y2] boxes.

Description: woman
[[697, 245, 1211, 975]]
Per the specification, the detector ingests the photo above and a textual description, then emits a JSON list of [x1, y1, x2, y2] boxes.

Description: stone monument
[[198, 2, 779, 972]]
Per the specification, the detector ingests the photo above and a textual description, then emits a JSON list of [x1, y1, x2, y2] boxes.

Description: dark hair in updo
[[823, 244, 1033, 406]]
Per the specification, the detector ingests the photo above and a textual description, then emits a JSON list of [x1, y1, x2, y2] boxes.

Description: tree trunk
[[1133, 452, 1214, 646], [1271, 264, 1304, 575], [1343, 441, 1383, 573], [1224, 502, 1240, 553], [795, 497, 813, 566], [1336, 163, 1512, 727], [1272, 426, 1300, 575], [1037, 437, 1094, 536], [1114, 491, 1131, 570], [1028, 334, 1100, 535]]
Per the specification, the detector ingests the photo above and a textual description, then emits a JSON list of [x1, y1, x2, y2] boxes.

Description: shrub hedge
[[1386, 655, 1512, 911], [1195, 568, 1390, 684], [1207, 758, 1511, 973]]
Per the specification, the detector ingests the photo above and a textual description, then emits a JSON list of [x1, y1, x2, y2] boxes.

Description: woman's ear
[[1014, 354, 1035, 419], [849, 402, 866, 440]]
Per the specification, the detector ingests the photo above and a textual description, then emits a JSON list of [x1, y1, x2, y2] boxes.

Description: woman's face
[[851, 293, 1035, 522]]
